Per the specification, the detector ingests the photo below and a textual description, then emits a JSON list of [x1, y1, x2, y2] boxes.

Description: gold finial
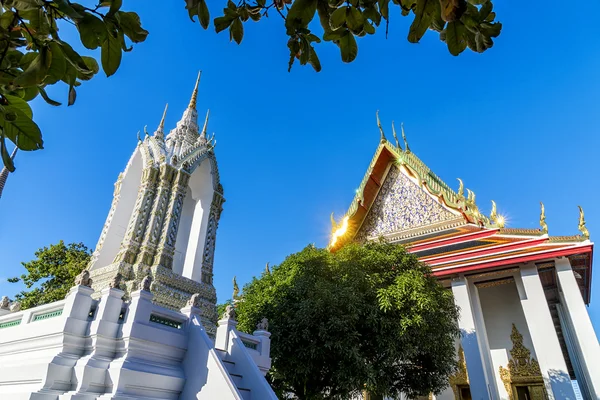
[[157, 103, 168, 133], [401, 123, 410, 153], [540, 202, 548, 234], [200, 109, 210, 138], [232, 276, 239, 300], [490, 200, 497, 220], [457, 178, 464, 198], [578, 206, 590, 239], [466, 189, 475, 204], [391, 121, 401, 149], [188, 70, 202, 109], [144, 125, 149, 137], [265, 262, 270, 275], [136, 130, 142, 143], [330, 212, 337, 233], [376, 110, 385, 142]]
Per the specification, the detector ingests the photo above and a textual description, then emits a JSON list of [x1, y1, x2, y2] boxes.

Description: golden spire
[[376, 110, 385, 142], [265, 262, 270, 275], [578, 206, 590, 239], [457, 178, 464, 198], [232, 276, 239, 300], [539, 202, 548, 234], [391, 121, 401, 149], [401, 123, 410, 153], [188, 70, 202, 110]]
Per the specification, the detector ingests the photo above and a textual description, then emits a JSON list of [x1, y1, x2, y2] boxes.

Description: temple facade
[[88, 73, 223, 335], [330, 116, 600, 400]]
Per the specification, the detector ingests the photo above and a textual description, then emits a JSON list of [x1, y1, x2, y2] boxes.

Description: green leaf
[[480, 21, 502, 37], [229, 18, 243, 44], [346, 7, 364, 32], [45, 42, 67, 85], [308, 45, 321, 72], [338, 31, 357, 63], [77, 13, 107, 50], [214, 16, 234, 33], [378, 0, 390, 20], [58, 41, 91, 73], [38, 87, 62, 106], [197, 0, 210, 29], [53, 0, 83, 20], [0, 11, 15, 29], [445, 20, 467, 55], [330, 6, 347, 30], [0, 136, 15, 172], [285, 0, 318, 32], [0, 105, 42, 151], [363, 6, 381, 26], [408, 0, 437, 43], [68, 85, 77, 106], [117, 11, 148, 43], [15, 48, 50, 87], [4, 95, 33, 119], [440, 0, 467, 22], [107, 0, 122, 17], [479, 1, 492, 21], [101, 32, 122, 77]]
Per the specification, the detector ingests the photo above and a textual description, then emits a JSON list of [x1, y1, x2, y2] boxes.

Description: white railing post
[[252, 329, 272, 376], [215, 306, 237, 352]]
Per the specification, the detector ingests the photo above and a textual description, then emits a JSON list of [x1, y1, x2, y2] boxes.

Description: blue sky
[[0, 2, 599, 336]]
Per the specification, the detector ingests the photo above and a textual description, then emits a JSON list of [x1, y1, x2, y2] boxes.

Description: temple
[[88, 72, 223, 334], [330, 114, 599, 400], [0, 75, 277, 400]]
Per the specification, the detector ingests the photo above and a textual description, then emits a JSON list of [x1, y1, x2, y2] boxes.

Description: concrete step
[[222, 359, 236, 374], [238, 387, 251, 400], [229, 372, 243, 386]]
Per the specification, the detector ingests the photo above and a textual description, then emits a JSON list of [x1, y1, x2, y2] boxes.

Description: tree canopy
[[235, 241, 460, 400], [0, 0, 501, 176], [8, 240, 91, 309]]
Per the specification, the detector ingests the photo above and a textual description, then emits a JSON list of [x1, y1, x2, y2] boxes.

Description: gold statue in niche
[[499, 324, 547, 400], [449, 345, 472, 400]]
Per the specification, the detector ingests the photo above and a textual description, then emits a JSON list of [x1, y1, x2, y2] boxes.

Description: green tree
[[235, 241, 460, 400], [0, 0, 147, 172], [8, 240, 91, 309]]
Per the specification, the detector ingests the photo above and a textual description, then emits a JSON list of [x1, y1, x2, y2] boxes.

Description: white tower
[[88, 73, 224, 333]]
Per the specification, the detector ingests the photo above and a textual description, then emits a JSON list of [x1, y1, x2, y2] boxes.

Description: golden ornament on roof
[[401, 122, 410, 153], [578, 206, 590, 240], [391, 121, 400, 149], [490, 200, 497, 220], [457, 178, 464, 198], [265, 262, 270, 275], [376, 110, 385, 142], [539, 202, 548, 234]]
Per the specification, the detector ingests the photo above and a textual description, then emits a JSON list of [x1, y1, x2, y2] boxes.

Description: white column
[[452, 276, 492, 400], [516, 264, 576, 400], [555, 258, 600, 399]]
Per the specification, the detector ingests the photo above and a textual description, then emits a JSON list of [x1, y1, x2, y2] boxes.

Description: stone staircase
[[217, 348, 253, 400]]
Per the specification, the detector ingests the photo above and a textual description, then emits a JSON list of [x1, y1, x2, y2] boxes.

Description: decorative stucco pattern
[[356, 166, 458, 241]]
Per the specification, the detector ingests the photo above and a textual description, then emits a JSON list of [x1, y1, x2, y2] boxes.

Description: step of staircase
[[216, 348, 252, 400]]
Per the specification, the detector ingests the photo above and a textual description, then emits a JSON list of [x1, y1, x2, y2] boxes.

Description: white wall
[[182, 159, 214, 282], [93, 148, 143, 269], [478, 281, 535, 399], [173, 186, 196, 275]]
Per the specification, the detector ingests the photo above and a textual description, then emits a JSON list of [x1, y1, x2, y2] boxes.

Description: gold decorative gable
[[355, 165, 462, 241], [499, 324, 546, 400], [448, 345, 470, 399]]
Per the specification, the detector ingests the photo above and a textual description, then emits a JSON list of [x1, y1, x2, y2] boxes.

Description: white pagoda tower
[[88, 73, 224, 333]]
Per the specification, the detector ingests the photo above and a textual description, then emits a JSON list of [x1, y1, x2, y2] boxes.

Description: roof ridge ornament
[[391, 121, 401, 150], [540, 202, 548, 234], [457, 178, 464, 198], [155, 104, 168, 139], [578, 205, 590, 240], [189, 70, 201, 110], [200, 109, 210, 140], [376, 110, 386, 143], [401, 123, 410, 153]]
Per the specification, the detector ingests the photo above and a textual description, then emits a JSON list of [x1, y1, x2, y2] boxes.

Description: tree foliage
[[235, 241, 460, 400], [190, 0, 502, 72], [8, 240, 91, 309], [0, 0, 147, 172], [0, 0, 501, 177]]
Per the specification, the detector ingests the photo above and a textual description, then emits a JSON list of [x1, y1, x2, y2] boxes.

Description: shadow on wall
[[548, 369, 575, 400]]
